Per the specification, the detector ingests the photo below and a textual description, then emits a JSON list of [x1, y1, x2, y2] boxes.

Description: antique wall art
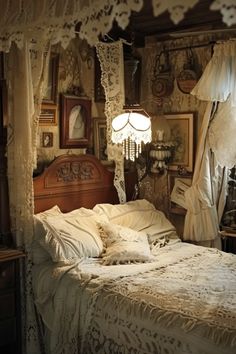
[[43, 52, 59, 104], [39, 104, 57, 126], [42, 132, 53, 147], [93, 117, 109, 164], [165, 113, 194, 172], [60, 94, 91, 148], [168, 171, 192, 215]]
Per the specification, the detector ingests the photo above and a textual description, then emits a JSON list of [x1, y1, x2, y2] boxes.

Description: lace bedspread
[[33, 242, 236, 354]]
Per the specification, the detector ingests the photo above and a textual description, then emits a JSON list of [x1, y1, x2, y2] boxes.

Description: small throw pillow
[[99, 222, 152, 265]]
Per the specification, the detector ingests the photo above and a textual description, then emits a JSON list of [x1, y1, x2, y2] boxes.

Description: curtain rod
[[160, 41, 216, 54]]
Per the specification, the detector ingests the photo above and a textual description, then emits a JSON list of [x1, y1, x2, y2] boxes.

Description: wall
[[37, 32, 235, 236], [36, 37, 105, 172], [138, 32, 236, 236]]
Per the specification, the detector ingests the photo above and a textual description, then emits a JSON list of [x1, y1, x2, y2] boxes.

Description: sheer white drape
[[183, 39, 236, 245], [6, 41, 51, 353]]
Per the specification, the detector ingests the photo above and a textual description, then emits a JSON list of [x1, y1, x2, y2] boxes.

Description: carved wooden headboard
[[33, 154, 136, 213]]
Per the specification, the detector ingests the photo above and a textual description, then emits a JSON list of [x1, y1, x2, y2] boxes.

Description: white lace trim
[[1, 0, 236, 52]]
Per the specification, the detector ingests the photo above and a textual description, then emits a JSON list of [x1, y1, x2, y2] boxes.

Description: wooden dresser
[[0, 248, 25, 354]]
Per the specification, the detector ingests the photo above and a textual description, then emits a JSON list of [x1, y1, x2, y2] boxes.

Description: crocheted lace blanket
[[33, 242, 236, 354]]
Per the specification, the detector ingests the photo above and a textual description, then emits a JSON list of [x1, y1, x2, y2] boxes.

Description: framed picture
[[43, 52, 59, 104], [93, 118, 110, 164], [94, 52, 105, 103], [42, 132, 53, 147], [60, 94, 91, 148], [0, 52, 4, 79], [39, 104, 57, 125], [165, 112, 194, 172], [168, 171, 192, 215]]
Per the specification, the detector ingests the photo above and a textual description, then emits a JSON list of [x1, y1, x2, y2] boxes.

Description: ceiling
[[108, 0, 236, 47]]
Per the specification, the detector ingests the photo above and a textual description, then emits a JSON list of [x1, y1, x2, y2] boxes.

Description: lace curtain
[[96, 40, 126, 203], [6, 41, 50, 353]]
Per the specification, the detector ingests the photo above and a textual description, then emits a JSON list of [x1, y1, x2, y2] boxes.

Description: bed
[[32, 154, 236, 354]]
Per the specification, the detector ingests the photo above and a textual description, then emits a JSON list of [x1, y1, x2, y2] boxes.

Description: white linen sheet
[[33, 242, 236, 354]]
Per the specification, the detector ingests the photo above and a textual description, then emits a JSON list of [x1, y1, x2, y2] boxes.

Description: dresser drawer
[[0, 318, 16, 345], [0, 292, 15, 319], [0, 261, 15, 289]]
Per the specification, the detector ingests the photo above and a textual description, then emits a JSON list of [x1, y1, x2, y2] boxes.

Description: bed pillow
[[94, 199, 179, 244], [39, 209, 108, 262], [32, 205, 62, 264], [98, 221, 152, 265]]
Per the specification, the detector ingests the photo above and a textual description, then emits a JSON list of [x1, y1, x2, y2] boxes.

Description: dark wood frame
[[60, 94, 91, 149], [33, 154, 136, 213], [42, 52, 59, 104]]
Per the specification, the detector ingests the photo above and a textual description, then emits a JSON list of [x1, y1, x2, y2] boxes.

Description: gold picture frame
[[39, 104, 57, 126], [165, 112, 194, 172]]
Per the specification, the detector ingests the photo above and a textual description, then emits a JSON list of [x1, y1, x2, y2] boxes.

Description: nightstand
[[0, 248, 25, 354], [219, 230, 236, 254]]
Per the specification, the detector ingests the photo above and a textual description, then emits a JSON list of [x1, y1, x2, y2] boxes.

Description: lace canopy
[[0, 0, 236, 52]]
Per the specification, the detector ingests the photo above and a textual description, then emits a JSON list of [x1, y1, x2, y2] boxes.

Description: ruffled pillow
[[98, 222, 152, 265]]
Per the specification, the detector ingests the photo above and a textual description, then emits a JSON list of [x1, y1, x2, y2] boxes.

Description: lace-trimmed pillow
[[39, 209, 108, 262], [98, 222, 152, 265]]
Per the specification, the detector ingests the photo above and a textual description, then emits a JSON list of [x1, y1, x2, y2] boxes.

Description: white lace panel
[[1, 1, 236, 52], [208, 98, 236, 168], [96, 40, 126, 203]]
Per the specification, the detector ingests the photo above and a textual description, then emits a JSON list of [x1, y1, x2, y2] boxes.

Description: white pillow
[[40, 209, 108, 262], [99, 222, 152, 265], [32, 205, 62, 264], [94, 199, 179, 243]]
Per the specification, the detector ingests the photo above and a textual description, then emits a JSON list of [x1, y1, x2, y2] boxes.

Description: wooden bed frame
[[33, 154, 137, 213]]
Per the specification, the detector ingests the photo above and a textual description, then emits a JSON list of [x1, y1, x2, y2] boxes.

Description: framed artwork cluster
[[39, 52, 59, 126]]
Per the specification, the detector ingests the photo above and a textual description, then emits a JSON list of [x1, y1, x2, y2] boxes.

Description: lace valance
[[0, 0, 236, 52]]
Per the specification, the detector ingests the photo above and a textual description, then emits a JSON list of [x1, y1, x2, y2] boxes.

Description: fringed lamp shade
[[111, 110, 152, 161]]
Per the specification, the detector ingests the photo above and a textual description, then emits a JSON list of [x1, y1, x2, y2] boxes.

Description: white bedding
[[33, 242, 236, 354]]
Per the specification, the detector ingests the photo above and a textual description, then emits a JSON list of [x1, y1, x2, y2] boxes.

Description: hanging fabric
[[6, 40, 51, 354], [183, 39, 236, 246], [96, 40, 126, 203]]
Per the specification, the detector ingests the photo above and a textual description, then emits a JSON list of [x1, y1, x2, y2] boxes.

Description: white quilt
[[33, 242, 236, 354]]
